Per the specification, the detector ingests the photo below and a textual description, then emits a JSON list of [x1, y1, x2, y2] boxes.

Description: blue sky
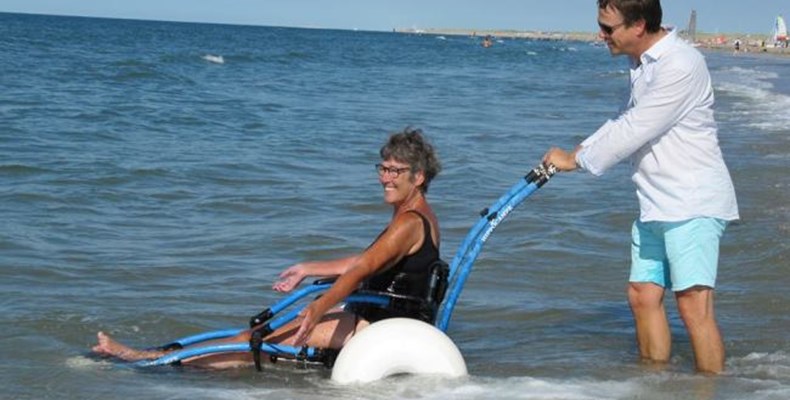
[[0, 0, 787, 34]]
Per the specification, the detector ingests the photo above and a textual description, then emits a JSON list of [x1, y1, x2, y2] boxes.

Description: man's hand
[[542, 146, 580, 172]]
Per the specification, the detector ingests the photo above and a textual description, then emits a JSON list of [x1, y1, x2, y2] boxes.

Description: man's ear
[[634, 18, 648, 36]]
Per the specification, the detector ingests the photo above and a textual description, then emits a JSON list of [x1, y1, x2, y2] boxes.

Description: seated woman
[[92, 127, 443, 369]]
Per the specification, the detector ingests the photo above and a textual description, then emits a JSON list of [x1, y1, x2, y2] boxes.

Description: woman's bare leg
[[92, 308, 370, 368], [184, 310, 369, 368], [92, 331, 167, 361]]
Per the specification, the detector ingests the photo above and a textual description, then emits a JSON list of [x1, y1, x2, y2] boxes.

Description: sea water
[[1, 12, 788, 399]]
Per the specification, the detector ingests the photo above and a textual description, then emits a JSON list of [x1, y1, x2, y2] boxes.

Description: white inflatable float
[[330, 318, 468, 384]]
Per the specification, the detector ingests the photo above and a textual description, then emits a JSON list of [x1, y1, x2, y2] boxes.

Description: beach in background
[[1, 12, 789, 400], [394, 27, 790, 56]]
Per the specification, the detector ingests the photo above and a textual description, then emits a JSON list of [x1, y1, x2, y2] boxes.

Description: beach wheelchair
[[134, 164, 555, 383]]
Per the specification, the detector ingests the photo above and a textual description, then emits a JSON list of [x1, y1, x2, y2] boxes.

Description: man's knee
[[675, 285, 716, 326], [628, 282, 665, 311]]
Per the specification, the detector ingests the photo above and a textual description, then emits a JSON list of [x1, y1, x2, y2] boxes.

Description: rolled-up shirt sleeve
[[577, 61, 701, 176]]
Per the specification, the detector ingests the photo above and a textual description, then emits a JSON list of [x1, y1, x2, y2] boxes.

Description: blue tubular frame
[[135, 343, 318, 367], [437, 164, 554, 331], [133, 292, 391, 368], [135, 164, 554, 368]]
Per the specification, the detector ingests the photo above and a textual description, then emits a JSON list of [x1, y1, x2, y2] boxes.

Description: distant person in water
[[482, 35, 493, 48], [92, 127, 443, 368], [542, 0, 738, 374]]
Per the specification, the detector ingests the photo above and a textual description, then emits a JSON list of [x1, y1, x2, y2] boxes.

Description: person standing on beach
[[542, 0, 739, 374]]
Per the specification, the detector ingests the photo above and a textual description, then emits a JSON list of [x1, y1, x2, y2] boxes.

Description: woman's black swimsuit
[[349, 211, 442, 323]]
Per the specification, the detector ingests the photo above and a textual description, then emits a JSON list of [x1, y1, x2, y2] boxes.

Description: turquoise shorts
[[630, 217, 728, 291]]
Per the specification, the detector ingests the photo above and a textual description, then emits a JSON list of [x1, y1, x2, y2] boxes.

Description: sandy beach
[[694, 32, 790, 56], [395, 27, 790, 57]]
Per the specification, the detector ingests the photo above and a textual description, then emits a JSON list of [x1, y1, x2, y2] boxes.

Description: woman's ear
[[413, 170, 426, 188]]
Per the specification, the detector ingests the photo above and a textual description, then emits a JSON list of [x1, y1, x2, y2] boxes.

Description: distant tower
[[687, 10, 697, 43]]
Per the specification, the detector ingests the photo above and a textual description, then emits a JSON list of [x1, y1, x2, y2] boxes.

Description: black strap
[[250, 330, 264, 371], [244, 258, 447, 371]]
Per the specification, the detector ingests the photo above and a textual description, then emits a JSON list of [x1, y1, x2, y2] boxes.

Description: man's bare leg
[[628, 282, 671, 364], [676, 286, 724, 374]]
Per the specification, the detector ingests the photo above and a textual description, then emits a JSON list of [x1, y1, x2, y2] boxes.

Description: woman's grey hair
[[379, 127, 441, 193]]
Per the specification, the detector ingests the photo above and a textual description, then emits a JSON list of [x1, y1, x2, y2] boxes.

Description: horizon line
[[0, 10, 774, 36]]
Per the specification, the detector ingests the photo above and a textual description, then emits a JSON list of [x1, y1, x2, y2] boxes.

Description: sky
[[0, 0, 787, 34]]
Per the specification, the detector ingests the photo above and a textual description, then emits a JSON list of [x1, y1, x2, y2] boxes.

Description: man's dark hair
[[598, 0, 662, 33]]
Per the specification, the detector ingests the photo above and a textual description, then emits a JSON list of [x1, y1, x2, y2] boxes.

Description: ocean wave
[[729, 352, 790, 380], [714, 67, 790, 132], [0, 163, 51, 175], [78, 372, 788, 400], [334, 373, 787, 400], [202, 54, 225, 64], [413, 376, 638, 400]]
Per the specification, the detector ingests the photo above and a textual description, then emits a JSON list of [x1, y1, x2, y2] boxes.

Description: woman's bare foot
[[92, 331, 164, 361]]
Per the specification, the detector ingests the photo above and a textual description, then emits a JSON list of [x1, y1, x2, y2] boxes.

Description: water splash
[[202, 54, 225, 64]]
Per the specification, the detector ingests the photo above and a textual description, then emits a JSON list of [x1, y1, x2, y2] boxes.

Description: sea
[[1, 12, 788, 400]]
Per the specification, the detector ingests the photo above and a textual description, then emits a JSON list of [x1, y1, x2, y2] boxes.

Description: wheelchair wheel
[[330, 318, 467, 384]]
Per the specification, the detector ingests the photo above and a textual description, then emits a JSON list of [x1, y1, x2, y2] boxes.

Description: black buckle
[[249, 308, 273, 328], [250, 330, 264, 371]]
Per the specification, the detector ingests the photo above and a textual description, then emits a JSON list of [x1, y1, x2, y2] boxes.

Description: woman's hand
[[293, 302, 322, 347], [272, 264, 306, 293]]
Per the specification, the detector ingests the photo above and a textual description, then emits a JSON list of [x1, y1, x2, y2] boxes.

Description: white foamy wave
[[718, 66, 779, 86], [202, 54, 225, 64], [714, 67, 775, 95], [60, 358, 790, 400], [716, 81, 773, 102], [150, 386, 281, 400], [65, 355, 126, 372], [382, 371, 790, 400], [554, 46, 578, 52], [348, 375, 643, 400], [729, 351, 790, 380], [713, 66, 790, 132], [430, 376, 637, 399], [66, 355, 106, 369]]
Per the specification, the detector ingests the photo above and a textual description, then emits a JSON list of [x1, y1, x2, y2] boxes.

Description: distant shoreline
[[393, 27, 598, 42], [394, 28, 790, 57]]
